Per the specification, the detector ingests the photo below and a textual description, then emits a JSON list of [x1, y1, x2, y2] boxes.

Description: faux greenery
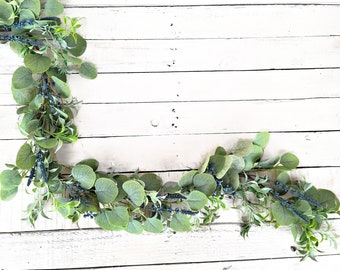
[[0, 0, 339, 261]]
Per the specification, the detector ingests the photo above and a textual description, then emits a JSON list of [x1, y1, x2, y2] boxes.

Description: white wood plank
[[0, 221, 339, 269], [65, 6, 340, 40], [2, 37, 340, 74], [0, 99, 339, 139], [60, 0, 340, 7], [98, 255, 340, 270], [2, 69, 340, 105], [0, 132, 337, 173]]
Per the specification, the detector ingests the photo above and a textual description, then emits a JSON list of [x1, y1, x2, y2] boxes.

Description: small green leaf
[[95, 178, 118, 204], [16, 143, 36, 170], [140, 173, 162, 191], [144, 216, 163, 233], [36, 138, 58, 149], [126, 220, 143, 234], [193, 173, 217, 196], [187, 190, 208, 211], [271, 201, 297, 226], [280, 153, 299, 170], [21, 0, 41, 17], [0, 0, 15, 25], [253, 132, 270, 149], [12, 67, 34, 90], [215, 146, 227, 156], [44, 0, 64, 16], [71, 164, 96, 189], [24, 54, 51, 74], [170, 213, 192, 232], [233, 139, 253, 157], [0, 170, 22, 190], [76, 158, 99, 171], [64, 34, 87, 57], [122, 180, 146, 206], [51, 76, 71, 98], [79, 62, 98, 79], [179, 170, 198, 188]]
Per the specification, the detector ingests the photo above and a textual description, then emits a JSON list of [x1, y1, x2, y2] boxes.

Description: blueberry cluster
[[40, 75, 62, 110], [0, 34, 43, 47], [150, 205, 198, 216], [158, 193, 187, 202], [83, 211, 97, 219], [66, 182, 90, 201], [27, 150, 48, 186], [11, 20, 35, 29]]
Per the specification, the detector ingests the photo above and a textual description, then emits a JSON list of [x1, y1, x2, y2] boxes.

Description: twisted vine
[[0, 0, 339, 261]]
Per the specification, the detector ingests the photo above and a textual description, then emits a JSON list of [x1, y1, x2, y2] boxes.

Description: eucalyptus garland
[[0, 0, 339, 261]]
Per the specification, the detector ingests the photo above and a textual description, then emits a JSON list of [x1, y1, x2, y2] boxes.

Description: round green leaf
[[44, 0, 64, 16], [210, 155, 233, 179], [12, 67, 34, 90], [21, 0, 41, 17], [243, 144, 263, 171], [125, 220, 143, 234], [71, 164, 96, 189], [76, 158, 99, 171], [79, 62, 98, 79], [233, 139, 253, 157], [16, 143, 36, 170], [0, 0, 15, 25], [11, 84, 36, 105], [280, 153, 299, 170], [95, 178, 118, 204], [187, 190, 208, 211], [19, 9, 35, 22], [0, 170, 22, 190], [140, 173, 163, 191], [64, 34, 87, 57], [179, 170, 198, 188], [253, 132, 270, 149], [36, 138, 58, 149], [94, 210, 116, 230], [170, 213, 192, 232], [193, 173, 217, 196], [159, 181, 181, 194], [271, 201, 297, 226], [24, 54, 51, 74], [144, 216, 164, 233], [110, 206, 129, 227], [122, 180, 146, 206], [51, 76, 71, 98], [317, 189, 340, 212], [0, 187, 19, 201]]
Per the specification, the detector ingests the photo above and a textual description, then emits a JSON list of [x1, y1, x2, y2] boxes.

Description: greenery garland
[[0, 0, 339, 261]]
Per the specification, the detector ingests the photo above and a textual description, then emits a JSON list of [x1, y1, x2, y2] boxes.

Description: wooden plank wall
[[0, 0, 340, 269]]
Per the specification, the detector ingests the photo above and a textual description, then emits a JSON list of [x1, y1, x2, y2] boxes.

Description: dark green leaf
[[110, 206, 129, 227], [170, 213, 192, 232], [144, 216, 163, 233], [187, 190, 208, 211], [122, 180, 146, 206], [280, 153, 299, 170], [12, 67, 33, 90], [79, 62, 97, 79], [36, 138, 58, 149], [11, 84, 36, 105], [24, 54, 51, 74], [258, 156, 280, 169], [16, 143, 36, 170], [76, 158, 99, 171], [51, 76, 71, 98], [0, 0, 15, 25], [140, 173, 162, 191], [159, 181, 181, 194], [21, 0, 41, 17], [193, 173, 217, 196], [179, 170, 198, 188], [215, 146, 227, 156], [64, 34, 87, 57], [317, 189, 340, 212], [209, 154, 233, 179], [243, 144, 263, 171], [271, 201, 297, 226], [44, 0, 64, 16], [95, 178, 118, 204], [71, 164, 96, 189]]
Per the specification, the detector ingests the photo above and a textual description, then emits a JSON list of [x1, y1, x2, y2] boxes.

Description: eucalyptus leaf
[[170, 213, 192, 232], [126, 220, 143, 234], [11, 84, 36, 105], [280, 153, 299, 170], [271, 201, 297, 226], [140, 173, 162, 191], [24, 54, 51, 74], [95, 178, 118, 204], [79, 62, 98, 79], [94, 210, 116, 230], [16, 143, 36, 170], [193, 173, 217, 196], [110, 206, 129, 227], [0, 170, 22, 190], [210, 154, 233, 179], [21, 0, 41, 17], [51, 76, 71, 98], [64, 34, 87, 57], [0, 0, 15, 25], [243, 144, 263, 171], [71, 164, 96, 189], [233, 139, 253, 157], [0, 187, 19, 201], [44, 0, 64, 16], [122, 180, 146, 206], [36, 138, 58, 149], [316, 189, 340, 212], [159, 181, 181, 194], [12, 67, 33, 90], [198, 156, 210, 173], [187, 190, 208, 211], [144, 216, 164, 233], [179, 170, 198, 188], [77, 158, 99, 171], [223, 169, 240, 190], [253, 132, 270, 149], [258, 156, 280, 169]]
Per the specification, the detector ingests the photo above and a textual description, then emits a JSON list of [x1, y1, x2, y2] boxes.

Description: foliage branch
[[0, 0, 339, 261]]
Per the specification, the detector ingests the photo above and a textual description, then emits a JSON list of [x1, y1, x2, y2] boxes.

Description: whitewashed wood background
[[1, 0, 340, 269]]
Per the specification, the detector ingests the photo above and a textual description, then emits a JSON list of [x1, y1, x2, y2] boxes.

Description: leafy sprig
[[0, 0, 339, 261]]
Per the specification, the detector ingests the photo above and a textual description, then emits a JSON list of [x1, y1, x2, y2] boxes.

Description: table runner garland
[[0, 0, 339, 261]]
